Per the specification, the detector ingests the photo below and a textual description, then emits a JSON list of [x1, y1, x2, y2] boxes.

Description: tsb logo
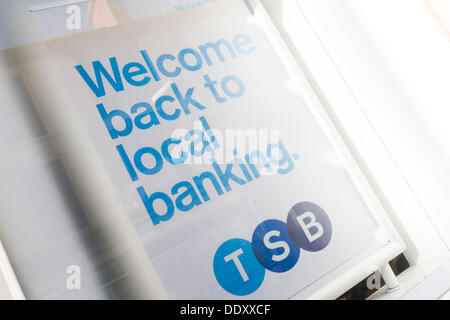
[[213, 202, 332, 296]]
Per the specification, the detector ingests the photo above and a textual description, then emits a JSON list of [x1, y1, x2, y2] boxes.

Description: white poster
[[43, 0, 393, 299]]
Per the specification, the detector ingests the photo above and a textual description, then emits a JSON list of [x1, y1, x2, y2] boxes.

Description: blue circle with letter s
[[252, 219, 300, 273], [213, 238, 265, 296]]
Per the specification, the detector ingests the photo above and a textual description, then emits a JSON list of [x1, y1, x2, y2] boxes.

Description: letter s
[[263, 230, 290, 262], [252, 219, 300, 273]]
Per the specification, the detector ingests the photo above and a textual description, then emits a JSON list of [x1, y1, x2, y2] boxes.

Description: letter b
[[287, 202, 332, 252], [298, 212, 324, 243], [97, 103, 133, 139], [137, 187, 174, 226]]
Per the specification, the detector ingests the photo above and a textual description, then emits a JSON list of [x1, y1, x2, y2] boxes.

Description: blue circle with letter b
[[213, 238, 265, 296], [287, 202, 332, 252]]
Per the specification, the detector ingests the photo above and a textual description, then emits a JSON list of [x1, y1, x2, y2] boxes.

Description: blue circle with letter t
[[213, 238, 265, 296]]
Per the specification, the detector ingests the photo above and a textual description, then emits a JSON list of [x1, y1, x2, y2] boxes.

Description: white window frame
[[0, 0, 448, 300], [260, 0, 450, 299]]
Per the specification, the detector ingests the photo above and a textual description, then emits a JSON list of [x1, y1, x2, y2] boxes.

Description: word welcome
[[75, 34, 255, 97]]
